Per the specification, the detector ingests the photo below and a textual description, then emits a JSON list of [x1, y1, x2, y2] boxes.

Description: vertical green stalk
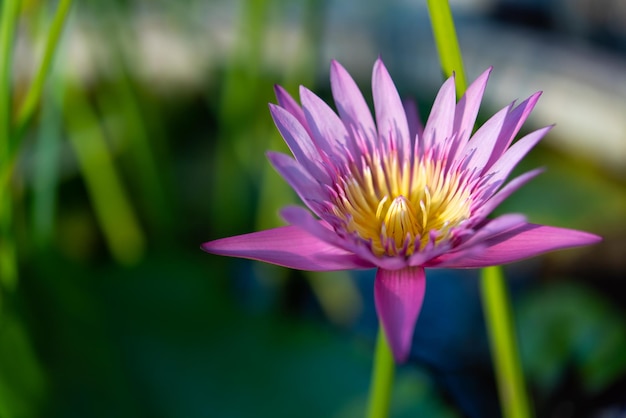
[[63, 80, 145, 266], [32, 69, 63, 249], [367, 326, 395, 418], [426, 2, 533, 417], [425, 0, 467, 96], [0, 0, 72, 186], [0, 0, 19, 151], [0, 0, 21, 290], [480, 267, 532, 418], [16, 0, 73, 139]]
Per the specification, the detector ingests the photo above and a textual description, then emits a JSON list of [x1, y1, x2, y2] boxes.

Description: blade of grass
[[96, 68, 174, 239], [31, 68, 63, 249], [0, 0, 20, 154], [425, 0, 467, 96], [63, 79, 145, 265], [1, 0, 72, 201], [0, 0, 21, 290], [15, 0, 72, 141]]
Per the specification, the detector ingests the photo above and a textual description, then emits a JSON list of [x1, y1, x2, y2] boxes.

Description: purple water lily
[[203, 59, 601, 363]]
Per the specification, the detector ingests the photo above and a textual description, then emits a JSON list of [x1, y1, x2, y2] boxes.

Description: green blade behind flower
[[0, 0, 21, 290]]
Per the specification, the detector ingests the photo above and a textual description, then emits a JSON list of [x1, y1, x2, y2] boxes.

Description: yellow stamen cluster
[[333, 151, 472, 256]]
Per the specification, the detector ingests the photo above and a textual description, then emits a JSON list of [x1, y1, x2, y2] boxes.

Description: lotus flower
[[202, 59, 601, 362]]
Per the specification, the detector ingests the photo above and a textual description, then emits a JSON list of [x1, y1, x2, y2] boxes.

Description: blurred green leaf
[[518, 281, 626, 395], [31, 70, 63, 249], [64, 79, 146, 265]]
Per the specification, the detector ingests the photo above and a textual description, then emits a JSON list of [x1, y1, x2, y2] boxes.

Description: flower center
[[332, 151, 472, 257], [377, 195, 420, 252]]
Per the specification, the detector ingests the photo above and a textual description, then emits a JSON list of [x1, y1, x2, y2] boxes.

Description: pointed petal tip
[[579, 230, 603, 244], [273, 84, 288, 101], [330, 60, 353, 88], [296, 85, 314, 106], [200, 241, 215, 253], [474, 66, 492, 84], [268, 102, 281, 115], [373, 57, 388, 74]]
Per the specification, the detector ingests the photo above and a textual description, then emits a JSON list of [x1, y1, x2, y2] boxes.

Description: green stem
[[425, 0, 467, 95], [0, 0, 72, 196], [480, 267, 533, 418], [0, 0, 21, 290], [15, 0, 73, 143], [63, 80, 145, 266], [366, 325, 395, 418], [0, 0, 20, 153], [426, 2, 533, 417]]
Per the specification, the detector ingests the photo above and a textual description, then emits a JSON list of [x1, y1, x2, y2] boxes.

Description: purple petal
[[266, 151, 325, 208], [460, 103, 513, 174], [280, 205, 349, 249], [403, 98, 423, 144], [473, 168, 544, 218], [422, 75, 456, 152], [485, 125, 553, 187], [453, 67, 492, 147], [374, 267, 426, 363], [330, 60, 377, 144], [281, 205, 410, 271], [372, 59, 411, 159], [201, 226, 372, 271], [269, 104, 329, 183], [431, 223, 602, 268], [459, 214, 528, 250], [485, 92, 542, 169], [300, 86, 351, 159], [274, 85, 311, 136]]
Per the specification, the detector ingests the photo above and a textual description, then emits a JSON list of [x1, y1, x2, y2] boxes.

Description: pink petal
[[422, 75, 456, 152], [374, 267, 426, 363], [201, 226, 373, 271], [486, 125, 553, 187], [269, 104, 329, 183], [300, 86, 351, 159], [372, 59, 411, 159], [453, 67, 492, 147], [266, 151, 325, 208], [432, 223, 602, 268], [473, 168, 544, 218], [402, 98, 423, 144], [274, 85, 311, 136], [330, 60, 377, 143], [460, 214, 528, 250], [281, 205, 409, 271], [460, 103, 513, 174], [280, 205, 348, 249], [485, 92, 542, 169]]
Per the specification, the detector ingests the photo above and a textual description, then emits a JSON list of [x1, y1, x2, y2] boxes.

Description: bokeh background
[[1, 0, 626, 417]]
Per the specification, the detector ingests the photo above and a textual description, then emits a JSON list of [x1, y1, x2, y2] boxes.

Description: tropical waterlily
[[202, 59, 601, 363]]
